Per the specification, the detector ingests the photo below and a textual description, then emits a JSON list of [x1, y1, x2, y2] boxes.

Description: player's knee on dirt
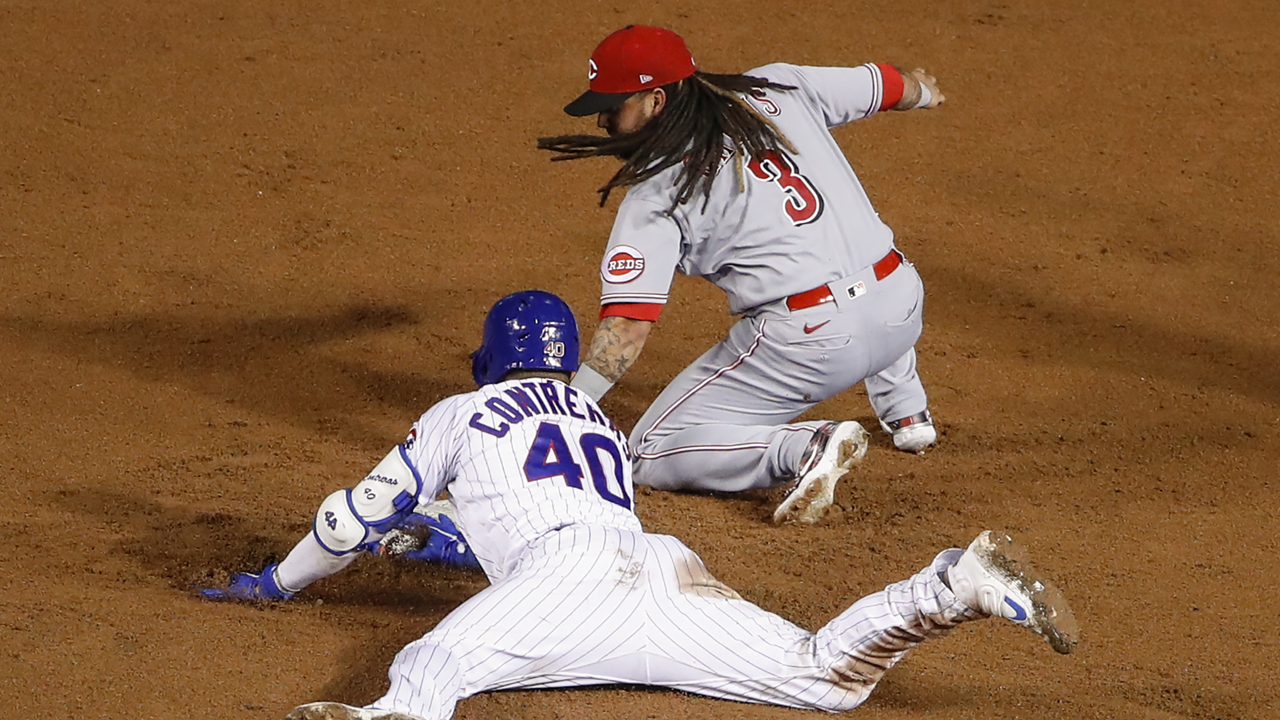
[[626, 433, 673, 490], [382, 638, 465, 719], [313, 447, 421, 555]]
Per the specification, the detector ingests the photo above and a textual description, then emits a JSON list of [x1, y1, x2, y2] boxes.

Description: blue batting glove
[[399, 512, 481, 570], [199, 563, 294, 602]]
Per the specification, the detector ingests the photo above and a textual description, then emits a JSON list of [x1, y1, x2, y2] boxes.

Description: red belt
[[785, 249, 904, 311]]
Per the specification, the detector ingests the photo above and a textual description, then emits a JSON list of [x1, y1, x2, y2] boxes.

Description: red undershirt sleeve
[[874, 63, 905, 111], [600, 303, 663, 322]]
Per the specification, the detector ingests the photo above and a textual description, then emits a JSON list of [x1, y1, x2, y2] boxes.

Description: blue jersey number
[[523, 421, 631, 510]]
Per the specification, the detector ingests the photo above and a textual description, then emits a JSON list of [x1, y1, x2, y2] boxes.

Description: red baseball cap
[[564, 25, 697, 117]]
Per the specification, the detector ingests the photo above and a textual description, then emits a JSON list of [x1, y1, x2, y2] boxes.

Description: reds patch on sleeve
[[601, 245, 646, 283]]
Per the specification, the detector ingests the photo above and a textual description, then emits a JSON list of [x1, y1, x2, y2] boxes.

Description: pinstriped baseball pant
[[370, 525, 977, 719]]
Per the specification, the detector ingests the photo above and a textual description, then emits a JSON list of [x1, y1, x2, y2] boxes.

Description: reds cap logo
[[588, 59, 598, 81], [602, 245, 646, 283]]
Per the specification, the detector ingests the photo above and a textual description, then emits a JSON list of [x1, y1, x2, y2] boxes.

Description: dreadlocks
[[537, 72, 798, 209]]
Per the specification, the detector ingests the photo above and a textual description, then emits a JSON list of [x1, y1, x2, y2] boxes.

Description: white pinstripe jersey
[[598, 63, 899, 315], [402, 377, 640, 582]]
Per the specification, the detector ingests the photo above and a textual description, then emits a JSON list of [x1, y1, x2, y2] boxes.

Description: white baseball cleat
[[773, 421, 869, 524], [946, 530, 1080, 655], [284, 702, 424, 720], [880, 410, 936, 453]]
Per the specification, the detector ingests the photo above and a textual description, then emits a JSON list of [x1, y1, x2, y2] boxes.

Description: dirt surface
[[2, 1, 1277, 718]]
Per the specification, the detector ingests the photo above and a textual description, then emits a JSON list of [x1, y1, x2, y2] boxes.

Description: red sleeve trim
[[600, 303, 663, 322], [875, 63, 904, 111]]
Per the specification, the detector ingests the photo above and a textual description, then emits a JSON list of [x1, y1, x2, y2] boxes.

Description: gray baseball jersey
[[599, 63, 896, 314], [597, 63, 932, 492]]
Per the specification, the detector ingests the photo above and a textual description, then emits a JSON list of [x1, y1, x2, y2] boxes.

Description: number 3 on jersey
[[523, 421, 631, 510], [747, 150, 824, 226]]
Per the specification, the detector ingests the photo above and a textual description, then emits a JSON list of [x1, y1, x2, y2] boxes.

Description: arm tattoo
[[582, 316, 652, 383]]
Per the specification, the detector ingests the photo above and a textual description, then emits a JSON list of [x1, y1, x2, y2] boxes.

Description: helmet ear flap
[[470, 349, 490, 388]]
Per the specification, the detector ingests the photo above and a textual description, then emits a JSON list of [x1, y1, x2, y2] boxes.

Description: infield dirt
[[2, 1, 1276, 719]]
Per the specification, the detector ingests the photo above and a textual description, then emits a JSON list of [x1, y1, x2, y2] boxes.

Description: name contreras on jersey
[[469, 380, 628, 451]]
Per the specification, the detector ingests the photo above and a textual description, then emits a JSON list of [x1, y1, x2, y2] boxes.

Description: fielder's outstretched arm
[[571, 315, 653, 401]]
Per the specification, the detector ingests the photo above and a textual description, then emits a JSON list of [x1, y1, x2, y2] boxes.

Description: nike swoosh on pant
[[803, 321, 830, 334]]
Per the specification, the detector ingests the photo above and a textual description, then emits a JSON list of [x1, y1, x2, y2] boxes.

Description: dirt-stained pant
[[630, 259, 929, 493], [369, 525, 977, 720]]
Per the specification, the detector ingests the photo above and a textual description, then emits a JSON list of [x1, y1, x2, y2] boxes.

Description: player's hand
[[199, 563, 295, 602], [911, 68, 945, 107], [378, 511, 481, 570], [404, 512, 481, 569]]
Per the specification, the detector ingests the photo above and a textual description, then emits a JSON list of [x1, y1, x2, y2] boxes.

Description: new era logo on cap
[[588, 26, 695, 94], [564, 25, 697, 116]]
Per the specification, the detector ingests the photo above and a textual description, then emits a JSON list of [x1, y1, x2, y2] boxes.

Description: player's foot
[[773, 421, 868, 524], [880, 410, 936, 453], [946, 530, 1080, 654], [284, 702, 423, 720]]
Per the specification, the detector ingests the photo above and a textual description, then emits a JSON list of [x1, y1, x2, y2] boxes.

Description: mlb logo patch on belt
[[783, 248, 905, 311]]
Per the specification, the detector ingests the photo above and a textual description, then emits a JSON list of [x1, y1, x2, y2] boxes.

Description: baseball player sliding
[[200, 290, 1077, 720], [539, 26, 943, 523]]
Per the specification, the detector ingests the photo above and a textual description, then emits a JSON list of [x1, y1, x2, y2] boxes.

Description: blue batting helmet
[[471, 290, 581, 387]]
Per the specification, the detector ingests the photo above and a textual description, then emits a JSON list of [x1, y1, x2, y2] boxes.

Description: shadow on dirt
[[50, 484, 488, 609], [0, 302, 476, 448], [922, 264, 1280, 405], [50, 482, 492, 710]]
